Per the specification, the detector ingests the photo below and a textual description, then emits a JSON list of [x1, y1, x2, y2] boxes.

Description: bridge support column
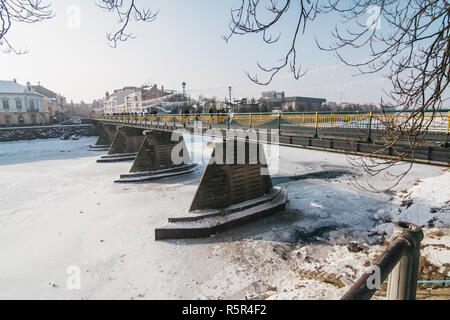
[[97, 126, 144, 163], [90, 123, 117, 149], [155, 138, 288, 240], [115, 130, 197, 183]]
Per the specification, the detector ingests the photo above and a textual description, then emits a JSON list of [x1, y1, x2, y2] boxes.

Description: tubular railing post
[[227, 114, 230, 130], [387, 222, 424, 300], [445, 111, 450, 147], [250, 113, 253, 130], [278, 113, 281, 131], [314, 112, 319, 138], [367, 112, 373, 142]]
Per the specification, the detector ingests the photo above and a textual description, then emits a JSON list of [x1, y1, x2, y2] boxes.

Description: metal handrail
[[341, 222, 424, 300]]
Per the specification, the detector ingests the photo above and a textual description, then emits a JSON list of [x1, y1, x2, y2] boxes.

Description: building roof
[[32, 84, 57, 99], [0, 80, 28, 94], [263, 96, 327, 104], [107, 87, 136, 105]]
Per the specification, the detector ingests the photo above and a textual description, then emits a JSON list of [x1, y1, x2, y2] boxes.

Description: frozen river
[[0, 137, 448, 299]]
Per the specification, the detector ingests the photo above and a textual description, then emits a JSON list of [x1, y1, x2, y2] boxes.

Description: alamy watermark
[[66, 265, 81, 290], [170, 121, 280, 175], [66, 5, 81, 30], [366, 265, 381, 290], [366, 5, 381, 30]]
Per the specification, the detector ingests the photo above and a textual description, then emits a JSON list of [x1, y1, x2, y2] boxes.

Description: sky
[[0, 0, 394, 104]]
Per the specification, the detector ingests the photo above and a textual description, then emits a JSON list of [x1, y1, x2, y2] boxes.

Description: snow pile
[[373, 170, 450, 229]]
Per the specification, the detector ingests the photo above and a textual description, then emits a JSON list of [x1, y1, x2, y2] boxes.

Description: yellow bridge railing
[[93, 111, 450, 143]]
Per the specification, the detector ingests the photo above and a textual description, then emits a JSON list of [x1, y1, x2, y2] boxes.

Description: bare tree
[[0, 0, 53, 54], [224, 0, 450, 191]]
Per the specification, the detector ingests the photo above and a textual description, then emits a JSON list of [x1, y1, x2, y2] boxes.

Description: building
[[260, 95, 327, 112], [103, 86, 137, 115], [0, 80, 50, 127], [125, 84, 172, 114], [102, 84, 176, 115], [234, 97, 260, 113], [32, 83, 68, 123]]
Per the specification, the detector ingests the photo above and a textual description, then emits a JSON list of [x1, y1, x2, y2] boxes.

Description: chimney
[[161, 85, 164, 93], [13, 78, 17, 83]]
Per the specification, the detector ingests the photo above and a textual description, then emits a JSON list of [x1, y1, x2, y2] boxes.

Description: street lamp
[[228, 86, 232, 113], [182, 82, 186, 110]]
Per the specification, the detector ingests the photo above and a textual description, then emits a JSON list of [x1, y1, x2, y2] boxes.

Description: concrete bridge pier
[[97, 126, 144, 163], [90, 123, 117, 150], [155, 138, 288, 240], [115, 129, 197, 183]]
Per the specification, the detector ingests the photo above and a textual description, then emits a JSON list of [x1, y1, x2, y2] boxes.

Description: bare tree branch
[[0, 0, 158, 52], [97, 0, 158, 48], [0, 0, 53, 53]]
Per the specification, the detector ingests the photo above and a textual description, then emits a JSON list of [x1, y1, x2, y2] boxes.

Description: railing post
[[227, 114, 230, 130], [314, 112, 319, 138], [278, 113, 281, 131], [445, 111, 450, 147], [367, 112, 373, 142], [250, 113, 253, 130], [386, 222, 423, 300]]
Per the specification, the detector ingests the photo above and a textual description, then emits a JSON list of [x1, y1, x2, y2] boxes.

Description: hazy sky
[[1, 0, 392, 104]]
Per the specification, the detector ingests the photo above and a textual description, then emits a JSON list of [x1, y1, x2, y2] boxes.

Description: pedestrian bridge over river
[[91, 111, 449, 240]]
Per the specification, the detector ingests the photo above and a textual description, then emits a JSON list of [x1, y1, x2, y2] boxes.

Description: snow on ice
[[0, 136, 448, 299]]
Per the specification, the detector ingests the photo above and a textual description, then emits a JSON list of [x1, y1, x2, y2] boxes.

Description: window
[[16, 98, 22, 110], [29, 100, 35, 111], [2, 99, 9, 110], [5, 116, 11, 127], [18, 115, 24, 125]]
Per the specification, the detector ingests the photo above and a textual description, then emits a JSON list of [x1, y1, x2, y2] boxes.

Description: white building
[[103, 87, 136, 115], [0, 80, 49, 127], [102, 85, 176, 115]]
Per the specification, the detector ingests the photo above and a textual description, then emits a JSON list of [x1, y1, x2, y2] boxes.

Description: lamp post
[[228, 86, 232, 113], [182, 82, 186, 111]]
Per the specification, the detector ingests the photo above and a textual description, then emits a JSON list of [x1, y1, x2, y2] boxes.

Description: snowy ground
[[0, 136, 448, 300]]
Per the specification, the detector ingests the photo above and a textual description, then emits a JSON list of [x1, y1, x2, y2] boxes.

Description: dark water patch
[[272, 169, 351, 185], [293, 225, 339, 243]]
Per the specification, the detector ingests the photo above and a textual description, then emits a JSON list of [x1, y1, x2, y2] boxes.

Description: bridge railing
[[93, 110, 450, 143], [341, 222, 424, 300]]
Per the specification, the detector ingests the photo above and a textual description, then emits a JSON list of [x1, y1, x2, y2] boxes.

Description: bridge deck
[[93, 113, 450, 166]]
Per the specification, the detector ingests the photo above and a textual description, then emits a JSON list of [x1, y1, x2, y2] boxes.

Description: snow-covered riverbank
[[0, 137, 448, 299]]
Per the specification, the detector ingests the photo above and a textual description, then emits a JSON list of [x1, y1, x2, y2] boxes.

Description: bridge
[[91, 111, 450, 240]]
